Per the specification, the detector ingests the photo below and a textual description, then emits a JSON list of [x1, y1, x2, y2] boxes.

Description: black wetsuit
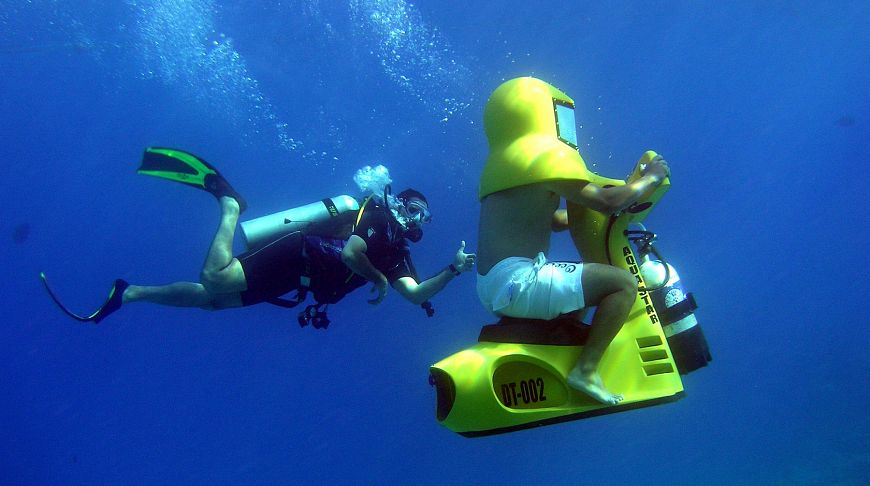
[[236, 203, 414, 307]]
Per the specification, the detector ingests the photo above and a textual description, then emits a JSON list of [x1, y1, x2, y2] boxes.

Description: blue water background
[[2, 1, 868, 484]]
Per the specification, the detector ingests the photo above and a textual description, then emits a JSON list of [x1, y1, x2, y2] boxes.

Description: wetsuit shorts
[[477, 252, 585, 320], [237, 232, 305, 306]]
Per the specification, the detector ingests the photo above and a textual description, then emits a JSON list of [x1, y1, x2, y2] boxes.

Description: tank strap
[[344, 194, 374, 284], [321, 198, 340, 218], [659, 292, 698, 323], [353, 194, 374, 231]]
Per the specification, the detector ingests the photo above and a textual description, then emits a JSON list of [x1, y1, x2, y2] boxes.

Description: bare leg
[[566, 263, 636, 404], [121, 196, 246, 309], [199, 196, 247, 294], [124, 282, 215, 308]]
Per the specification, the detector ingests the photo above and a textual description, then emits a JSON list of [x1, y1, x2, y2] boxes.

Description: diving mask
[[391, 188, 429, 242], [404, 198, 431, 225]]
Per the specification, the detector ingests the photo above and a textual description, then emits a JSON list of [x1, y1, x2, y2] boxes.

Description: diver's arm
[[551, 157, 670, 214], [552, 209, 569, 232], [393, 273, 453, 305], [342, 235, 389, 304], [393, 241, 476, 305]]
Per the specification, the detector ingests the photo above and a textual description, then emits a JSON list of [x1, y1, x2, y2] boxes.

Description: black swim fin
[[40, 272, 129, 324], [137, 147, 247, 212]]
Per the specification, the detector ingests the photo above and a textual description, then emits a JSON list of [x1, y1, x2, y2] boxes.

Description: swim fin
[[40, 272, 129, 324], [137, 147, 247, 213]]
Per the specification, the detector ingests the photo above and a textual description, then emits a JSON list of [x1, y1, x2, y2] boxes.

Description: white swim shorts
[[477, 252, 585, 320]]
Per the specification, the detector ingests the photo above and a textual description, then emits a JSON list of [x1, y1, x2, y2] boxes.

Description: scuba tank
[[243, 194, 361, 330], [629, 226, 712, 375], [240, 195, 360, 249]]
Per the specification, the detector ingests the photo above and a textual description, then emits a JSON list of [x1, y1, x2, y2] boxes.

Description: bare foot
[[567, 369, 624, 405]]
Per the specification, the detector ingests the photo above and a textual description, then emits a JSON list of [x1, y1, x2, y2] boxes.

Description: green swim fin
[[137, 147, 247, 212], [40, 272, 129, 324]]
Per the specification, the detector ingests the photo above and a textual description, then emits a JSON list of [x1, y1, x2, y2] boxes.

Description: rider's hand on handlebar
[[642, 155, 670, 181]]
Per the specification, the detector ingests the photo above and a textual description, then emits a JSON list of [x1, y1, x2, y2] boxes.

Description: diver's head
[[396, 188, 430, 242]]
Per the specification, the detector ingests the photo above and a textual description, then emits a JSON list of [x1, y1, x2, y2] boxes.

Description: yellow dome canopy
[[479, 77, 590, 200]]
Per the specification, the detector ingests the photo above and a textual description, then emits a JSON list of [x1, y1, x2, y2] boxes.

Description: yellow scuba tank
[[240, 195, 360, 249]]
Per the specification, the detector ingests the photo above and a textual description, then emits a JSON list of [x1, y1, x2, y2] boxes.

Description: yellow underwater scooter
[[429, 77, 711, 437]]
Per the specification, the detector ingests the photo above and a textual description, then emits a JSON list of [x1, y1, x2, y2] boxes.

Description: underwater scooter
[[429, 151, 712, 437]]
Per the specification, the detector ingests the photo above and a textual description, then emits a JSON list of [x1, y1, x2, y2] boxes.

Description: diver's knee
[[618, 268, 638, 295], [603, 268, 636, 303], [199, 269, 221, 293]]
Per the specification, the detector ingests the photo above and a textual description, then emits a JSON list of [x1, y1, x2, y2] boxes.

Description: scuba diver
[[42, 148, 476, 327], [476, 77, 669, 405]]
